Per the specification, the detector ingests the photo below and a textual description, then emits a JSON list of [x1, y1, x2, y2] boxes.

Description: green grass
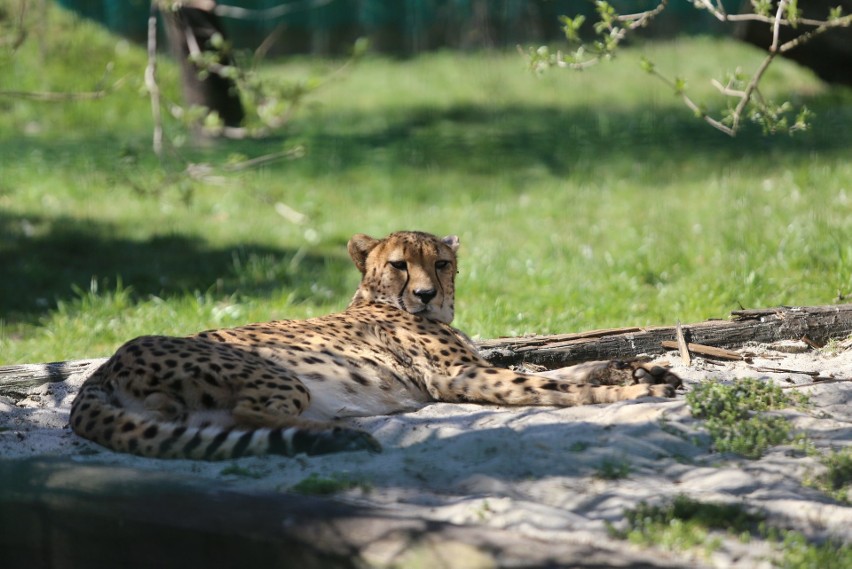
[[608, 495, 763, 556], [610, 495, 852, 567], [595, 456, 632, 480], [805, 446, 852, 504], [2, 4, 852, 364]]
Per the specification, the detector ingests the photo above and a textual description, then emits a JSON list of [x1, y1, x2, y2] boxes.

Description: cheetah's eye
[[435, 260, 450, 270], [389, 260, 407, 270]]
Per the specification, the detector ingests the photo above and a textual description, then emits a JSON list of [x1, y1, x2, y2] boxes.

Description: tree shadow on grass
[[0, 212, 352, 325], [260, 93, 852, 181]]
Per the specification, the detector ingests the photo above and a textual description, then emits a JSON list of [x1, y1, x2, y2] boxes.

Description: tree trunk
[[160, 0, 245, 128]]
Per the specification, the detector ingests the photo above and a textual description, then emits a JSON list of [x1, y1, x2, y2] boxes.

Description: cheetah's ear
[[441, 235, 460, 253], [348, 233, 380, 273]]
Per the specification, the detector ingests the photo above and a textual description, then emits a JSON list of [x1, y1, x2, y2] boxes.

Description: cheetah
[[70, 231, 680, 460]]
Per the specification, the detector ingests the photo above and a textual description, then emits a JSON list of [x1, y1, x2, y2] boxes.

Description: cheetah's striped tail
[[69, 383, 381, 460]]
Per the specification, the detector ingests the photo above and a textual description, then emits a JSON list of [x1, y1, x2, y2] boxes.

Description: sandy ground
[[2, 343, 851, 567]]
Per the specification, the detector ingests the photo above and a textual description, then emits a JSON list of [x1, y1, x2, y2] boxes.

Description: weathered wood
[[0, 458, 679, 569], [675, 321, 691, 366], [0, 358, 105, 396], [477, 304, 852, 368]]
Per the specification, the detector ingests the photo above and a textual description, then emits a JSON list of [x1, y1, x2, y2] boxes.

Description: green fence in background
[[56, 0, 742, 54]]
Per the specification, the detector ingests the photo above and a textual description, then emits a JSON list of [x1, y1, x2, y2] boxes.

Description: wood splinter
[[660, 341, 743, 361]]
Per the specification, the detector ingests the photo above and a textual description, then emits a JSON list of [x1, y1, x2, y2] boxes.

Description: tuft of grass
[[219, 464, 266, 479], [806, 447, 852, 504], [686, 378, 800, 459], [289, 473, 370, 496], [778, 532, 852, 569], [608, 495, 763, 557], [611, 495, 851, 567], [595, 456, 631, 480]]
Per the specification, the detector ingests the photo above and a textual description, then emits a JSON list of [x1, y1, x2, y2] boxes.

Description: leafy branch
[[526, 0, 852, 136]]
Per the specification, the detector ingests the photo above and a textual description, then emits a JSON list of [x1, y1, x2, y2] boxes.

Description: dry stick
[[782, 378, 852, 390], [0, 79, 125, 101], [675, 322, 691, 366], [145, 2, 163, 157], [660, 341, 743, 361]]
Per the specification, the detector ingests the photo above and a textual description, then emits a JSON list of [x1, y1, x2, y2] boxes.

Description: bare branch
[[770, 0, 787, 53], [645, 67, 734, 136], [619, 0, 668, 29], [0, 77, 125, 101], [779, 14, 852, 53]]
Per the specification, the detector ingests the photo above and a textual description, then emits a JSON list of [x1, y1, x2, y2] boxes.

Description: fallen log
[[476, 304, 852, 368], [1, 305, 851, 396]]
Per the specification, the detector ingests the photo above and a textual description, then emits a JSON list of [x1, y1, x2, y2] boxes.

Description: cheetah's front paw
[[628, 361, 682, 390], [622, 382, 677, 400]]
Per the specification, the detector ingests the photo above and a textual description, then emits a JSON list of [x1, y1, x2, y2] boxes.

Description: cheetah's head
[[348, 231, 460, 324]]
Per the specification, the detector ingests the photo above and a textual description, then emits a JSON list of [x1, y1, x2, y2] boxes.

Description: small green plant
[[778, 531, 852, 569], [686, 378, 798, 459], [806, 447, 852, 504], [612, 495, 851, 566], [289, 473, 369, 496], [608, 495, 763, 557], [595, 456, 631, 480], [568, 441, 591, 452], [219, 464, 265, 479]]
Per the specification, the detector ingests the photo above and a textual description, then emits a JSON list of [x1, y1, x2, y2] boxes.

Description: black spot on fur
[[201, 393, 217, 409]]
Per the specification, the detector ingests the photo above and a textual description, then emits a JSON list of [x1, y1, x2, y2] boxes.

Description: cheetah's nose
[[413, 288, 437, 304]]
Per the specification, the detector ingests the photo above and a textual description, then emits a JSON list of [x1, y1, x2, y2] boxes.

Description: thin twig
[[771, 0, 787, 53], [221, 146, 305, 171], [779, 15, 852, 53], [146, 1, 163, 157], [697, 0, 842, 27], [646, 67, 734, 135], [782, 378, 852, 389], [619, 0, 668, 28], [0, 78, 126, 101], [730, 52, 774, 133]]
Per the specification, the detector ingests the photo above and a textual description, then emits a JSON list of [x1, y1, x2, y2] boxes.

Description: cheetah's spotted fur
[[70, 231, 680, 459]]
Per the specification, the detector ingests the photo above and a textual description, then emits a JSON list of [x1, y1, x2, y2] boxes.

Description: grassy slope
[[1, 6, 851, 364]]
